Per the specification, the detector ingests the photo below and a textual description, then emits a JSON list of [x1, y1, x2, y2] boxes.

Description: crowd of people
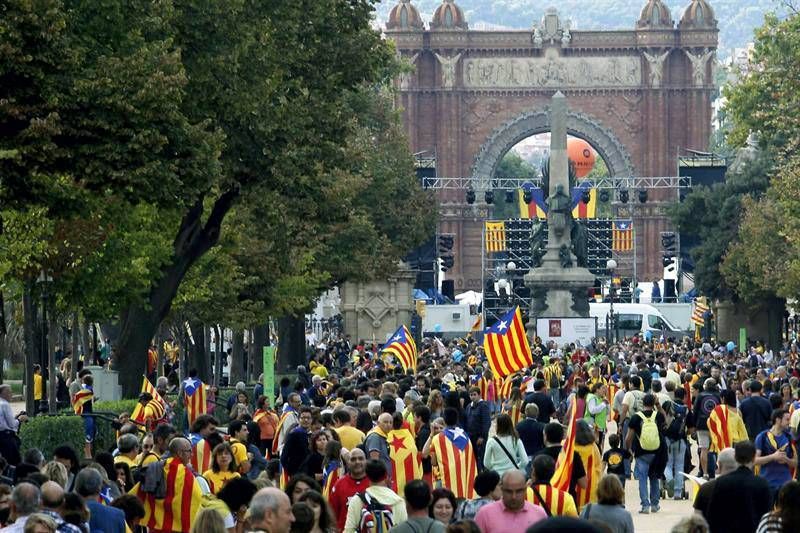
[[1, 328, 800, 533]]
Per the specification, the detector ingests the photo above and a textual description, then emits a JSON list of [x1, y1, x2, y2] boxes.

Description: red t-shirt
[[329, 474, 371, 531]]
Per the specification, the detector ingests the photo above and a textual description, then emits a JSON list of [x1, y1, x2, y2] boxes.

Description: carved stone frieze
[[463, 55, 641, 89]]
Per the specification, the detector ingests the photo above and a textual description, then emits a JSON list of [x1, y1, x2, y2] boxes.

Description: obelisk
[[524, 92, 595, 329]]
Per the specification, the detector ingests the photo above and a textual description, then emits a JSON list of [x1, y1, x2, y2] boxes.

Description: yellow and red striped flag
[[131, 376, 165, 424], [692, 297, 709, 326], [382, 325, 417, 372], [485, 221, 507, 252], [707, 404, 748, 452], [189, 435, 212, 475], [612, 220, 633, 251], [497, 373, 517, 400], [388, 427, 422, 495], [526, 485, 578, 517], [72, 386, 93, 415], [430, 427, 477, 499], [607, 382, 619, 421], [182, 377, 207, 426], [322, 460, 342, 500], [132, 457, 202, 532], [483, 307, 533, 378], [271, 406, 298, 456], [552, 398, 582, 492]]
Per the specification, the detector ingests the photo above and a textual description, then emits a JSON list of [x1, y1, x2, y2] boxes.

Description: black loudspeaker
[[663, 279, 677, 302], [441, 280, 455, 301]]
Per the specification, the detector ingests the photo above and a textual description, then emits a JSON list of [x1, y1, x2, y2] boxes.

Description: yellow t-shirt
[[34, 374, 43, 401], [311, 365, 329, 378], [335, 426, 366, 451], [115, 455, 137, 469], [202, 469, 240, 494], [135, 451, 160, 468], [229, 440, 249, 471]]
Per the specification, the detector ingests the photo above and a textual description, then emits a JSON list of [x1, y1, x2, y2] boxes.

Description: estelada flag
[[381, 325, 417, 372], [132, 457, 203, 533], [612, 220, 633, 251], [498, 373, 520, 400], [518, 184, 548, 219], [182, 377, 207, 426], [322, 459, 342, 500], [72, 386, 93, 415], [188, 433, 212, 474], [692, 297, 710, 326], [707, 404, 748, 453], [483, 306, 534, 378], [552, 398, 583, 492], [271, 406, 298, 456], [388, 427, 421, 495], [430, 427, 477, 499]]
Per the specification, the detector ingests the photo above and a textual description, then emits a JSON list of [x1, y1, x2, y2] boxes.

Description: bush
[[94, 400, 139, 416], [20, 415, 85, 459]]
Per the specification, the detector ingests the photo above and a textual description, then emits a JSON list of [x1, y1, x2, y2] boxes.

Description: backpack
[[637, 411, 660, 451], [358, 492, 395, 533], [664, 402, 687, 440]]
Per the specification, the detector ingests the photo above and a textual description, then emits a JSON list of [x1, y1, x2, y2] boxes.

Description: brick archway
[[471, 107, 635, 186]]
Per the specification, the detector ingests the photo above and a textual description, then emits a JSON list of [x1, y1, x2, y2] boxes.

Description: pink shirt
[[474, 500, 547, 533]]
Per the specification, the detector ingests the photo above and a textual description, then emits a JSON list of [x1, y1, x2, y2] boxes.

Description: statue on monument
[[571, 220, 588, 268], [547, 184, 571, 237], [558, 244, 573, 268]]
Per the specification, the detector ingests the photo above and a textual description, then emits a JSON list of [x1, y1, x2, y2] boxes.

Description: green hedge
[[94, 399, 139, 416], [20, 415, 85, 459]]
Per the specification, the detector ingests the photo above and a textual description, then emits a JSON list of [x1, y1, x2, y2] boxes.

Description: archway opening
[[489, 132, 612, 220]]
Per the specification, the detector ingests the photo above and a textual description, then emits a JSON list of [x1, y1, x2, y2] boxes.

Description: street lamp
[[606, 259, 617, 344]]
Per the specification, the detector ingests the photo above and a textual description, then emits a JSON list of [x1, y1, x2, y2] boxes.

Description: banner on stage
[[536, 317, 597, 347]]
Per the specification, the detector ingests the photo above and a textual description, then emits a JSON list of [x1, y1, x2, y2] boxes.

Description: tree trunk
[[22, 281, 37, 415], [230, 330, 245, 385], [71, 312, 79, 382], [252, 324, 268, 382], [277, 315, 306, 374], [80, 316, 90, 368], [114, 190, 239, 397], [187, 321, 209, 382], [214, 325, 224, 387]]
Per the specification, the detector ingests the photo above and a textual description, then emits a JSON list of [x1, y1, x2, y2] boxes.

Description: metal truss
[[422, 176, 692, 191]]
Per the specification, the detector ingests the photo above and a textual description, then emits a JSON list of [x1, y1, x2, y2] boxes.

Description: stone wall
[[340, 268, 417, 343]]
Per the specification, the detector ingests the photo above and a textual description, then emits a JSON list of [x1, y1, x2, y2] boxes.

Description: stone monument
[[524, 92, 595, 329]]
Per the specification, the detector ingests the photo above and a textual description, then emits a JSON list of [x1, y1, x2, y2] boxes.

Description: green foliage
[[492, 152, 537, 219], [669, 151, 772, 301], [93, 399, 139, 416], [20, 415, 85, 459]]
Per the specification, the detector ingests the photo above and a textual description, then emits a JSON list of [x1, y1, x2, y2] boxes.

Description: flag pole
[[632, 223, 637, 303], [481, 221, 486, 339]]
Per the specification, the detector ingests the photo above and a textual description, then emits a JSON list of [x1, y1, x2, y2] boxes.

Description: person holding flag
[[381, 325, 417, 372], [429, 407, 477, 499], [131, 376, 167, 432], [187, 414, 218, 475], [272, 393, 301, 457], [483, 306, 534, 381], [72, 374, 95, 459], [526, 455, 578, 517], [147, 343, 159, 383], [181, 369, 207, 427]]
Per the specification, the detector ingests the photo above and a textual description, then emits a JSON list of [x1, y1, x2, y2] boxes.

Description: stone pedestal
[[85, 365, 122, 402], [340, 266, 417, 343]]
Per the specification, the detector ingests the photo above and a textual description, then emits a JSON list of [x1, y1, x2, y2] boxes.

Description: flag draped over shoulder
[[322, 460, 341, 500], [182, 377, 207, 426], [388, 427, 421, 495], [430, 427, 477, 499], [188, 434, 212, 475], [552, 399, 580, 492], [72, 386, 93, 415], [485, 221, 507, 252], [607, 382, 619, 421], [132, 458, 202, 533], [271, 406, 297, 456], [381, 325, 417, 372], [707, 405, 748, 452], [483, 307, 533, 378], [526, 485, 578, 517]]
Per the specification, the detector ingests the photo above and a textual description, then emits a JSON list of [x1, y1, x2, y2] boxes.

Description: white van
[[589, 303, 686, 338]]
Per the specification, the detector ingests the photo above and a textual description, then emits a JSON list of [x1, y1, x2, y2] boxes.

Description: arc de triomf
[[386, 0, 718, 291]]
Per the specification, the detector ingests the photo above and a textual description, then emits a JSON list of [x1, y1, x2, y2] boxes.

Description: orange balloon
[[567, 138, 596, 178]]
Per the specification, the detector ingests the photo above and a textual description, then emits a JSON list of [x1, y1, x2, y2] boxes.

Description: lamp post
[[606, 259, 617, 344]]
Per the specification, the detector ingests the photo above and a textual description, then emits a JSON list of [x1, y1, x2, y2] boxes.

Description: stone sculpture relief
[[684, 49, 714, 86], [463, 56, 641, 89], [398, 53, 419, 90], [642, 49, 670, 87], [435, 52, 462, 89]]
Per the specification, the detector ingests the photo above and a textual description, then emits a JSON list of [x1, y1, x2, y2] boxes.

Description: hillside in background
[[376, 0, 787, 57]]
